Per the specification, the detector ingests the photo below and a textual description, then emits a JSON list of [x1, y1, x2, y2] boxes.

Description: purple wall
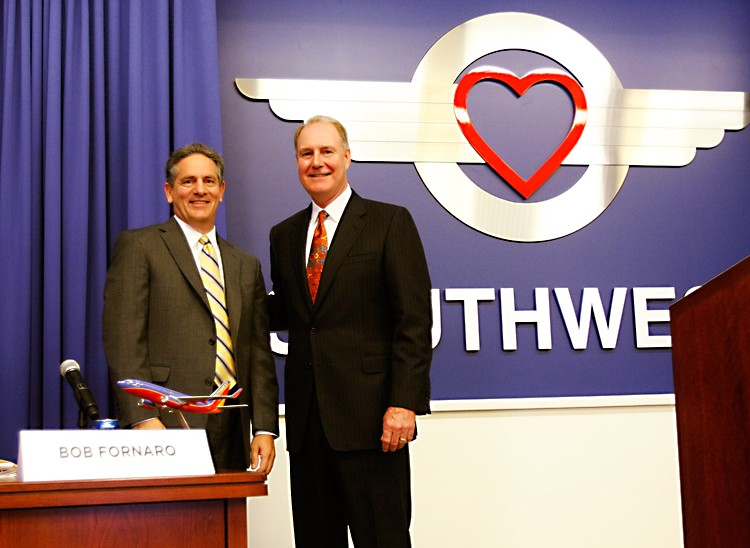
[[216, 1, 750, 401]]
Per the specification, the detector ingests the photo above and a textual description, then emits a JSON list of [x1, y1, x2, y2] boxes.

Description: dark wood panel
[[670, 256, 750, 548], [0, 471, 267, 547], [0, 500, 225, 546], [0, 470, 266, 509]]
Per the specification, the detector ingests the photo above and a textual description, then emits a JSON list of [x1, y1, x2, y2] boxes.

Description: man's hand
[[131, 418, 166, 430], [381, 406, 416, 452], [250, 433, 276, 474]]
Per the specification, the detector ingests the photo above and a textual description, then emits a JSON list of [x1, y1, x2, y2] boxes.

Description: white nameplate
[[17, 429, 215, 482]]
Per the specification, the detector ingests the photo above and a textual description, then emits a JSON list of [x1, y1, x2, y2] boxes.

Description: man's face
[[164, 153, 225, 233], [296, 122, 351, 208]]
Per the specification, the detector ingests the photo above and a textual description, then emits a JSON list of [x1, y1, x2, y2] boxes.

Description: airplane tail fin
[[211, 380, 232, 397], [210, 381, 231, 408], [210, 381, 242, 409]]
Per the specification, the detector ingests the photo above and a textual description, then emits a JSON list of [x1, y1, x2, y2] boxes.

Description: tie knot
[[318, 210, 328, 223], [199, 235, 210, 246]]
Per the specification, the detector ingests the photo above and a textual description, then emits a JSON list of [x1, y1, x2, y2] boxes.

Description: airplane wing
[[236, 77, 750, 167], [174, 394, 240, 402], [177, 386, 242, 401]]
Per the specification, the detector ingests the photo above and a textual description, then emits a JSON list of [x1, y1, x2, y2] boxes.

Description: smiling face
[[164, 153, 225, 233], [296, 121, 351, 208]]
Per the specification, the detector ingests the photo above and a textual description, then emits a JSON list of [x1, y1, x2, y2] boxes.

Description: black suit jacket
[[103, 218, 279, 465], [269, 192, 432, 453]]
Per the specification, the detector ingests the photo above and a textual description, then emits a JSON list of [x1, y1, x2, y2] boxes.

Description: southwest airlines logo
[[237, 12, 749, 242]]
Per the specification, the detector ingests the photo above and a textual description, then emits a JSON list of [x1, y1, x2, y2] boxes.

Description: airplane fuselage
[[116, 379, 241, 414]]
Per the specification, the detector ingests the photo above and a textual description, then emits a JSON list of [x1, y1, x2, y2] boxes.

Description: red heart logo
[[454, 67, 587, 199]]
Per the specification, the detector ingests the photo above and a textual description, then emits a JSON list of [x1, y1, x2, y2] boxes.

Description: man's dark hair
[[165, 143, 224, 186]]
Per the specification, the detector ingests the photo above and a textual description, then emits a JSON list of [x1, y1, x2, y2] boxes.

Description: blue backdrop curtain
[[0, 0, 224, 460]]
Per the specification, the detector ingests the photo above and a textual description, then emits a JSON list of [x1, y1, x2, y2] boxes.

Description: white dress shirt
[[305, 184, 352, 265]]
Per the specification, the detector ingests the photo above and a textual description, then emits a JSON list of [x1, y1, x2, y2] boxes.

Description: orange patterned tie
[[306, 210, 328, 303]]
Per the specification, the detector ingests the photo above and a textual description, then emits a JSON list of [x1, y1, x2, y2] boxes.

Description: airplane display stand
[[0, 471, 266, 547], [670, 255, 750, 548]]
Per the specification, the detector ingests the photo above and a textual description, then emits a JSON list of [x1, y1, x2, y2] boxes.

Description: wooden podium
[[670, 256, 750, 547], [0, 471, 266, 547]]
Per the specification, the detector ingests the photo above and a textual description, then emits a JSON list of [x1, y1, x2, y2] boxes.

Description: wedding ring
[[399, 438, 407, 442]]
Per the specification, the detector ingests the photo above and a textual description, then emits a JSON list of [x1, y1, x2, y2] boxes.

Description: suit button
[[310, 327, 317, 335], [209, 338, 216, 346], [305, 362, 312, 369], [204, 378, 213, 387]]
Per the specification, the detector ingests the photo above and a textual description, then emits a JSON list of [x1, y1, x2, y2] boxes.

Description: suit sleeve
[[245, 257, 280, 436], [267, 225, 289, 332], [102, 231, 159, 427], [384, 207, 432, 414]]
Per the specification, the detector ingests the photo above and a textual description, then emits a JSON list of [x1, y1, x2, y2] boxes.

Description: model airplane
[[116, 379, 246, 429]]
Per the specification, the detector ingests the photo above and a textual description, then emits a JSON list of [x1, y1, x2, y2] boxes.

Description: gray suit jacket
[[269, 192, 432, 453], [103, 218, 279, 464]]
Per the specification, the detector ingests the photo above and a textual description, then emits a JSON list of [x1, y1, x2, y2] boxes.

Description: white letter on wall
[[555, 287, 627, 350], [444, 288, 495, 351], [270, 333, 288, 355], [632, 287, 675, 348], [431, 288, 442, 349], [500, 288, 552, 351]]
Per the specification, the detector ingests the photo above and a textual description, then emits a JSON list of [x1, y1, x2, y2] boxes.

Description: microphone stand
[[78, 410, 89, 430]]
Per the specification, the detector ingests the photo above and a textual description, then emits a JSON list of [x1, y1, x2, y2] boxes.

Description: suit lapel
[[291, 206, 314, 307], [159, 218, 210, 311], [218, 237, 242, 341], [314, 193, 367, 308]]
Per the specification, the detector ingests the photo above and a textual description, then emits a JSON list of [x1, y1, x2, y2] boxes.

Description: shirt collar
[[311, 184, 352, 224], [173, 216, 218, 250]]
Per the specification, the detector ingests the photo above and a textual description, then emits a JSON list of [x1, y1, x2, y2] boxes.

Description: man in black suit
[[269, 116, 432, 547], [104, 143, 279, 472]]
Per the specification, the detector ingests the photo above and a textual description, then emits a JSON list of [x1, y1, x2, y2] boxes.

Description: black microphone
[[60, 359, 100, 422]]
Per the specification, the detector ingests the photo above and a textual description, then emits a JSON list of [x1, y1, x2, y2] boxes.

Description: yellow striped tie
[[198, 235, 237, 388]]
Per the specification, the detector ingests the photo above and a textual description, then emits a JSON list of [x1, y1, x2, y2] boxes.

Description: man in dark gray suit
[[103, 143, 278, 473], [269, 116, 432, 547]]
